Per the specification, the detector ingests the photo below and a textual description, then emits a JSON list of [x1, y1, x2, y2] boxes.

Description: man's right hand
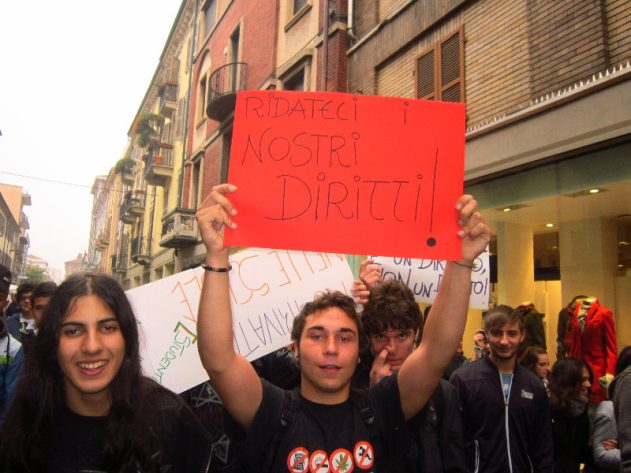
[[196, 183, 238, 256], [370, 349, 393, 386]]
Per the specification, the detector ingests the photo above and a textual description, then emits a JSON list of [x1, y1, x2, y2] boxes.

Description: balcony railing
[[160, 208, 198, 248], [206, 62, 248, 121], [144, 146, 174, 187], [159, 82, 177, 116], [131, 236, 152, 265], [120, 190, 145, 224]]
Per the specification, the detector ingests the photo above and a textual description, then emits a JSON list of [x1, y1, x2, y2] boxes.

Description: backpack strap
[[260, 388, 301, 473], [350, 388, 389, 472], [280, 387, 300, 427]]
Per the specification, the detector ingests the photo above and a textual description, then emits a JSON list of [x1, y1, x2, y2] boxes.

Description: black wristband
[[452, 260, 474, 269], [201, 264, 232, 272]]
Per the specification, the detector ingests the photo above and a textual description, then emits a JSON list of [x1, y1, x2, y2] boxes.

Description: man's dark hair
[[291, 291, 362, 345], [31, 281, 57, 301], [16, 282, 36, 302], [483, 304, 523, 332], [362, 279, 422, 337]]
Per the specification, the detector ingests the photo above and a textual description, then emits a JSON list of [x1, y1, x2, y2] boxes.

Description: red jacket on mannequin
[[565, 298, 617, 404]]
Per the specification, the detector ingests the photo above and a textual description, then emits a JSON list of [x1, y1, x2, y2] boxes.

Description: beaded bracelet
[[201, 264, 233, 272]]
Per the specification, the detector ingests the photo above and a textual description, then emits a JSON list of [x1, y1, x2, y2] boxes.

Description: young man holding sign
[[196, 183, 490, 472]]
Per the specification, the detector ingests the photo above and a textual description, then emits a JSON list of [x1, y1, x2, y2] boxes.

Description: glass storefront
[[464, 137, 631, 362]]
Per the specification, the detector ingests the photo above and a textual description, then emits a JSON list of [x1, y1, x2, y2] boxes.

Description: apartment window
[[197, 73, 209, 123], [230, 26, 240, 63], [185, 38, 192, 73], [175, 97, 186, 138], [161, 120, 173, 143], [221, 130, 232, 184], [416, 29, 464, 102], [228, 26, 242, 92], [203, 0, 217, 38], [282, 61, 309, 91], [293, 0, 308, 14], [191, 158, 202, 209], [163, 188, 169, 215]]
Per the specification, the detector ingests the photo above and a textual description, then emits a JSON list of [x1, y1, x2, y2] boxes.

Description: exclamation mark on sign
[[427, 147, 439, 247]]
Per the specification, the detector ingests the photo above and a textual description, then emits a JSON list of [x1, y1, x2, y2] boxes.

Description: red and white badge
[[353, 441, 374, 470], [287, 447, 309, 473], [330, 448, 354, 473], [309, 449, 330, 473]]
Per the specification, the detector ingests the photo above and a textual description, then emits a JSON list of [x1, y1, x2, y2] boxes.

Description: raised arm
[[397, 195, 490, 420], [196, 184, 262, 430]]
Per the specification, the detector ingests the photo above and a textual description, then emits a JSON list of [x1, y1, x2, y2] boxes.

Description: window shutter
[[175, 98, 184, 138], [439, 30, 463, 102], [416, 49, 436, 100], [416, 28, 464, 102]]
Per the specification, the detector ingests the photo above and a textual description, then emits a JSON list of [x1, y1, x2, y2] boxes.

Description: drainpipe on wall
[[347, 0, 356, 40], [322, 0, 329, 91]]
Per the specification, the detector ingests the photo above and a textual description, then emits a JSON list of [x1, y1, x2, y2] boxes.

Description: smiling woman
[[0, 273, 211, 472]]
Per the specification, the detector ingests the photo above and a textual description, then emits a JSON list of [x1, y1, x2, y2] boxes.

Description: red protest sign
[[225, 91, 465, 260]]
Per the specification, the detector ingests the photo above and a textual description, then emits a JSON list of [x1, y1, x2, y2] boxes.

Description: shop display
[[564, 297, 617, 404], [517, 301, 546, 357]]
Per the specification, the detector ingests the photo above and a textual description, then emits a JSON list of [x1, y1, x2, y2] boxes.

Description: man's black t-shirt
[[236, 374, 405, 473]]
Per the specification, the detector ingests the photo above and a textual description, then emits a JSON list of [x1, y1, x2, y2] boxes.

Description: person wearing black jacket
[[358, 278, 466, 473], [450, 305, 554, 473], [548, 358, 595, 472]]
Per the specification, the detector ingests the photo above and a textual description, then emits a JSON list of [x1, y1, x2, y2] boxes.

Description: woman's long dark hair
[[0, 273, 166, 471], [548, 358, 592, 415]]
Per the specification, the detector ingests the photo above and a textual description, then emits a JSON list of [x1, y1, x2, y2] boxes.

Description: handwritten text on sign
[[225, 91, 466, 260], [372, 248, 490, 309], [127, 249, 354, 394]]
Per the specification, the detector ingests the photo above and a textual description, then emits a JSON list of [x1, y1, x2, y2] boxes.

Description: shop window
[[415, 28, 464, 102], [202, 0, 217, 38]]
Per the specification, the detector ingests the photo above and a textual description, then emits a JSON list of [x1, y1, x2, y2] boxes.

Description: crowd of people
[[0, 183, 629, 473]]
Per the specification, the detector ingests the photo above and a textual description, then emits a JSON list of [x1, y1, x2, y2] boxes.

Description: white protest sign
[[371, 247, 490, 309], [127, 248, 354, 394]]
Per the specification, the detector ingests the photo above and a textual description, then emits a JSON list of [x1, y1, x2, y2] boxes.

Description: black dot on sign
[[426, 237, 436, 247]]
